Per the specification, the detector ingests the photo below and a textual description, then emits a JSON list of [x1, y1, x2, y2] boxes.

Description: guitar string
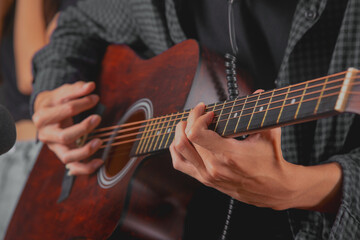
[[89, 73, 358, 140], [93, 81, 360, 150], [87, 78, 360, 142], [91, 71, 349, 135], [97, 89, 359, 151], [88, 78, 355, 141], [103, 88, 360, 158]]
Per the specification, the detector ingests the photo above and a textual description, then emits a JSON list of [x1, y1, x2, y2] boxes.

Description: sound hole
[[104, 110, 145, 177]]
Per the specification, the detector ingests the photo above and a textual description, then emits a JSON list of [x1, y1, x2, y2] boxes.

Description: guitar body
[[5, 40, 252, 240]]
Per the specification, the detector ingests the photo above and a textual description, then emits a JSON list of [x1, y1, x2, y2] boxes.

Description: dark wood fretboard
[[132, 68, 359, 156]]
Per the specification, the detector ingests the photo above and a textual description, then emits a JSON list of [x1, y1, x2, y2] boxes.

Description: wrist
[[289, 162, 342, 212]]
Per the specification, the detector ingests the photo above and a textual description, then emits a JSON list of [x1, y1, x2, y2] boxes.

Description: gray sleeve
[[30, 0, 139, 114], [328, 148, 360, 239]]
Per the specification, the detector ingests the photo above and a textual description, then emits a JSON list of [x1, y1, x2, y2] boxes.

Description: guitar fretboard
[[125, 69, 358, 156]]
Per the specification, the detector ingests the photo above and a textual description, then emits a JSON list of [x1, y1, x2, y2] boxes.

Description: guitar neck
[[131, 68, 360, 156]]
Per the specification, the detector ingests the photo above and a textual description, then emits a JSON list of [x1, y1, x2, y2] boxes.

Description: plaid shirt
[[32, 0, 360, 239]]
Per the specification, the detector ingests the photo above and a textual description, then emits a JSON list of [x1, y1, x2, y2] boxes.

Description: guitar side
[[5, 40, 252, 240]]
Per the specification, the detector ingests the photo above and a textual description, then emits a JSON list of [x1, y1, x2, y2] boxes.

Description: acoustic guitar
[[5, 39, 360, 239]]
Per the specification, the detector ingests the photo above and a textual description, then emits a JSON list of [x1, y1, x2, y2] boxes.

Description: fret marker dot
[[259, 106, 264, 112], [167, 128, 171, 133], [234, 113, 238, 118], [291, 99, 296, 104], [156, 131, 160, 135]]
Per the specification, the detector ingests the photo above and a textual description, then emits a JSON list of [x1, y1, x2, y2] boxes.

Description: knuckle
[[57, 132, 70, 144], [86, 166, 97, 174], [223, 155, 236, 167], [32, 112, 43, 127], [176, 121, 185, 128], [174, 138, 187, 153], [201, 175, 213, 187], [85, 117, 95, 129], [172, 160, 180, 170], [63, 103, 76, 115], [186, 129, 199, 142], [62, 153, 72, 164], [37, 131, 46, 142], [208, 167, 222, 182], [47, 143, 57, 152], [169, 142, 175, 152], [83, 144, 93, 156]]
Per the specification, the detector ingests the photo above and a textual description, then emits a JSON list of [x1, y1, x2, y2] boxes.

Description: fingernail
[[82, 82, 92, 89], [91, 115, 100, 125], [90, 94, 99, 100], [93, 159, 104, 168], [65, 164, 70, 169], [91, 139, 102, 149], [67, 170, 73, 176]]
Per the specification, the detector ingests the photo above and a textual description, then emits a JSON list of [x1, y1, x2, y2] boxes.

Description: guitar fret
[[138, 119, 154, 154], [164, 112, 186, 149], [276, 87, 290, 124], [236, 95, 257, 133], [222, 100, 237, 136], [215, 101, 233, 135], [261, 90, 275, 127], [234, 96, 248, 133], [296, 80, 324, 119], [321, 74, 346, 113], [262, 88, 287, 128], [294, 82, 308, 119], [135, 124, 146, 155], [314, 78, 328, 114], [246, 93, 261, 130], [143, 118, 159, 153], [134, 122, 147, 155], [162, 113, 178, 149], [214, 102, 226, 132], [153, 116, 166, 151], [247, 91, 272, 131], [222, 98, 244, 135], [207, 103, 218, 132], [158, 114, 172, 150]]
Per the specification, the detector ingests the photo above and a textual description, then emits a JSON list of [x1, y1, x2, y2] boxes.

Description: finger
[[186, 110, 222, 149], [169, 142, 198, 178], [253, 89, 264, 94], [185, 102, 206, 134], [49, 138, 102, 164], [38, 115, 101, 144], [35, 81, 96, 110], [173, 121, 205, 169], [33, 94, 99, 128], [52, 81, 97, 105], [66, 158, 104, 176]]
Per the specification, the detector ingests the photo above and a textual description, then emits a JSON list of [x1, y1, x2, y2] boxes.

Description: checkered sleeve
[[30, 0, 139, 114], [327, 148, 360, 239]]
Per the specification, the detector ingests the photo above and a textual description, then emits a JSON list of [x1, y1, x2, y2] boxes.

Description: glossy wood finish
[[5, 40, 251, 240]]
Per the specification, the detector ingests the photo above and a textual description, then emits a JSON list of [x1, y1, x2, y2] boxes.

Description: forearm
[[14, 0, 47, 95], [288, 162, 342, 213]]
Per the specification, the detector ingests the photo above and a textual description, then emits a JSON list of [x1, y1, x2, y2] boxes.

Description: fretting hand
[[170, 102, 343, 212]]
